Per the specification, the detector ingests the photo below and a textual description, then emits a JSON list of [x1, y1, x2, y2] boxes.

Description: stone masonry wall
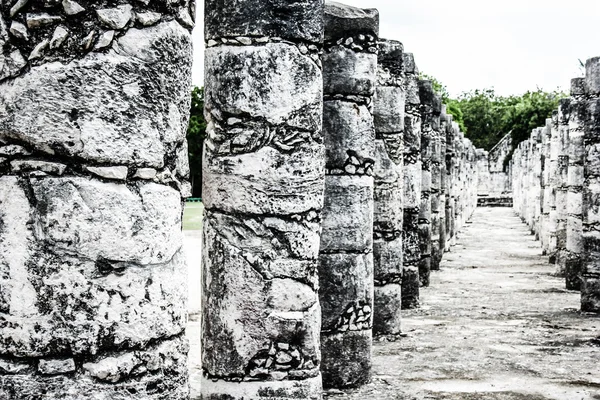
[[0, 1, 194, 398]]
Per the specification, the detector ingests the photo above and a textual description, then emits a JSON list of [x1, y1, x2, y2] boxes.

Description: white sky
[[191, 0, 600, 97]]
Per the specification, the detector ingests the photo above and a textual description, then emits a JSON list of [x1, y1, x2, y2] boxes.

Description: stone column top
[[324, 1, 379, 41], [571, 77, 586, 96], [205, 0, 323, 43], [585, 56, 600, 95]]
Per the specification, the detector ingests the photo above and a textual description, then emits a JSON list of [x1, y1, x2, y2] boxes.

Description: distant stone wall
[[477, 133, 512, 206], [509, 57, 600, 313], [0, 1, 194, 398]]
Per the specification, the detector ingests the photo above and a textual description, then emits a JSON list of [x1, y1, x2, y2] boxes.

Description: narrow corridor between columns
[[321, 207, 599, 400]]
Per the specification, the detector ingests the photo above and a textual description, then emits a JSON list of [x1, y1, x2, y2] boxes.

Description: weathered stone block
[[323, 100, 375, 171], [323, 2, 378, 42], [205, 0, 324, 43], [320, 331, 371, 389], [319, 253, 373, 332], [322, 47, 377, 97], [374, 86, 405, 133], [202, 218, 321, 379], [0, 21, 191, 168], [373, 284, 402, 335], [205, 43, 322, 129], [320, 175, 374, 253]]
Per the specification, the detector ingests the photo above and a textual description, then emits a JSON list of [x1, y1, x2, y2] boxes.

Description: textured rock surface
[[372, 39, 404, 336], [319, 1, 377, 389], [401, 53, 421, 309], [581, 57, 600, 312], [565, 79, 586, 290], [201, 0, 325, 398], [0, 1, 193, 396], [416, 80, 439, 289]]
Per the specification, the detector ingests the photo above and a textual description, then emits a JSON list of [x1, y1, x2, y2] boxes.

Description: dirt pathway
[[330, 207, 599, 400]]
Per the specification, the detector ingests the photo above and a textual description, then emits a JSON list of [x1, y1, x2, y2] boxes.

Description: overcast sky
[[191, 0, 599, 97]]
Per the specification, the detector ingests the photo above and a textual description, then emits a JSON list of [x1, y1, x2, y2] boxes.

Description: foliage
[[499, 89, 564, 147], [186, 86, 206, 198], [420, 73, 565, 151]]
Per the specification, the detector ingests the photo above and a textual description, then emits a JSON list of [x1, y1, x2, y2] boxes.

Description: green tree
[[186, 86, 206, 198], [500, 89, 564, 146]]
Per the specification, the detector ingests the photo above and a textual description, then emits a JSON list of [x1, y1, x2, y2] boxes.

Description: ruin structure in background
[[319, 2, 377, 388], [372, 39, 404, 336], [201, 0, 325, 398], [0, 1, 194, 398]]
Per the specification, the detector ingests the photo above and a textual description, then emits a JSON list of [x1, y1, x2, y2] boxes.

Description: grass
[[183, 202, 204, 231]]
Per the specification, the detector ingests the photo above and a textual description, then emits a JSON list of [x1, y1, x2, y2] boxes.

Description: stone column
[[565, 78, 586, 290], [417, 80, 439, 288], [401, 52, 421, 308], [202, 1, 325, 398], [548, 118, 560, 258], [444, 117, 456, 250], [533, 129, 543, 239], [0, 2, 193, 398], [555, 103, 570, 273], [541, 124, 552, 254], [429, 96, 443, 271], [433, 109, 447, 269], [512, 145, 522, 217], [454, 132, 465, 231], [372, 39, 404, 336], [319, 2, 378, 388], [581, 57, 600, 312]]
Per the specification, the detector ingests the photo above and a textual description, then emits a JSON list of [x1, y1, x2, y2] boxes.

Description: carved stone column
[[401, 52, 421, 308], [0, 1, 194, 398], [319, 1, 378, 388], [372, 39, 404, 336], [202, 0, 325, 397], [581, 57, 600, 312], [565, 78, 586, 290]]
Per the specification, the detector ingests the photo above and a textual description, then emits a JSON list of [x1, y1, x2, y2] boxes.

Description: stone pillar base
[[201, 375, 323, 400], [321, 331, 372, 389]]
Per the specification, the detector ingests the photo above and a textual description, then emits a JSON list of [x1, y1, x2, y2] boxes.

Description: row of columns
[[510, 57, 600, 313], [202, 1, 481, 398], [0, 0, 483, 398]]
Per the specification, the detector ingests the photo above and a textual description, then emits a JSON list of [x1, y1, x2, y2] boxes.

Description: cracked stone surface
[[372, 38, 404, 336], [318, 1, 378, 389], [201, 0, 324, 398], [0, 1, 192, 397]]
